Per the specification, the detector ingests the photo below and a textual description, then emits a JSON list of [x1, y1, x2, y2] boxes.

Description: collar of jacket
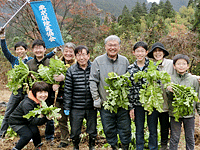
[[34, 55, 47, 64], [60, 56, 76, 66], [133, 57, 149, 70], [76, 60, 91, 70], [28, 91, 41, 106], [174, 70, 189, 79], [106, 53, 119, 63]]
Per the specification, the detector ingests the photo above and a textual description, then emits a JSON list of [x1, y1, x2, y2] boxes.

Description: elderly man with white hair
[[89, 35, 131, 150]]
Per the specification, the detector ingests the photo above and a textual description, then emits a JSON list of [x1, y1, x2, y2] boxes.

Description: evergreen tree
[[142, 2, 148, 16], [162, 0, 175, 19], [118, 5, 134, 27], [150, 2, 159, 14], [131, 2, 143, 24], [122, 5, 130, 16], [187, 0, 194, 8]]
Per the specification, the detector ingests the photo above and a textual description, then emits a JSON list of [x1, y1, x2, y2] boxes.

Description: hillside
[[92, 0, 190, 16]]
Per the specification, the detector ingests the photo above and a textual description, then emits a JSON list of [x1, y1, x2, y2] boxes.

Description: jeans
[[0, 89, 24, 138], [169, 117, 195, 150], [14, 125, 41, 150], [159, 112, 170, 145], [45, 119, 54, 140], [70, 109, 97, 140], [99, 107, 131, 146], [134, 106, 159, 150]]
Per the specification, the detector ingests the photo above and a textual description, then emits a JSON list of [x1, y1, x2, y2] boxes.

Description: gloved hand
[[0, 27, 5, 39], [64, 110, 70, 115], [53, 74, 65, 82], [94, 97, 102, 109]]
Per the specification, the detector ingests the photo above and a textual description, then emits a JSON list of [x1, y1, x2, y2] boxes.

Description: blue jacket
[[1, 39, 55, 68]]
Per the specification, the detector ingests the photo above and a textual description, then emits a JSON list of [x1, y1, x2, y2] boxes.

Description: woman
[[8, 81, 52, 150], [147, 42, 172, 150], [52, 42, 76, 148]]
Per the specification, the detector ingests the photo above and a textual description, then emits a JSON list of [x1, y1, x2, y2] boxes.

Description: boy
[[0, 27, 56, 138], [8, 81, 52, 150], [128, 41, 159, 150], [26, 39, 55, 145], [167, 54, 200, 150], [63, 45, 97, 150]]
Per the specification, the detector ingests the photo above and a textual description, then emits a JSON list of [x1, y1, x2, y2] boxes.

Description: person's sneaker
[[57, 142, 69, 148], [46, 139, 54, 146]]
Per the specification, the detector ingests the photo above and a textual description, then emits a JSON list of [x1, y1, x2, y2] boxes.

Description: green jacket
[[167, 71, 200, 118]]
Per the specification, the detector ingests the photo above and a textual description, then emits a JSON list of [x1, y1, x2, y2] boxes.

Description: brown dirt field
[[1, 86, 200, 150]]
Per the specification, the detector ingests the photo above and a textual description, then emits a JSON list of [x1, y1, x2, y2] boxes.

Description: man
[[0, 27, 56, 138], [26, 39, 55, 145], [89, 35, 131, 150], [63, 45, 97, 150]]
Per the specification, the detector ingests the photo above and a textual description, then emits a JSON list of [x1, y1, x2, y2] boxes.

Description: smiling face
[[153, 48, 165, 61], [105, 40, 120, 60], [133, 46, 148, 63], [32, 45, 46, 60], [63, 47, 75, 61], [173, 59, 189, 75], [36, 91, 48, 102], [15, 46, 27, 59], [75, 49, 90, 69]]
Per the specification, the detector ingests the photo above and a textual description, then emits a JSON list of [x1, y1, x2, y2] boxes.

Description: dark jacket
[[26, 56, 53, 106], [128, 58, 149, 109], [63, 61, 93, 110], [1, 39, 55, 68], [26, 55, 50, 72], [8, 96, 48, 125]]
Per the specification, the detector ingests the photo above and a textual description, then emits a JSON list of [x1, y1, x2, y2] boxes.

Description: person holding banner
[[52, 42, 76, 148], [0, 27, 57, 139], [26, 39, 55, 145]]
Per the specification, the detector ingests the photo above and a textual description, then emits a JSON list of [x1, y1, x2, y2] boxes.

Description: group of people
[[0, 26, 200, 150]]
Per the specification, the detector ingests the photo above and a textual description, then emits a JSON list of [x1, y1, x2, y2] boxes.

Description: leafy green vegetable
[[38, 56, 69, 84], [6, 59, 39, 95], [103, 72, 132, 113], [167, 83, 199, 122], [134, 60, 171, 115], [23, 100, 61, 121]]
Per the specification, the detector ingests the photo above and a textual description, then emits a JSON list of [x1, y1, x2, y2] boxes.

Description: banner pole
[[2, 0, 30, 28]]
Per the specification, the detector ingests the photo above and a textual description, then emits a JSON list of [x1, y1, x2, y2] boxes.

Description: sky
[[147, 0, 160, 3]]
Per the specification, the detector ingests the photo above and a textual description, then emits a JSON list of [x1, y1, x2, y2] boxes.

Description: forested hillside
[[93, 0, 190, 16]]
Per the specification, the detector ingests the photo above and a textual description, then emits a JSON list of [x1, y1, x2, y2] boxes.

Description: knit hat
[[147, 42, 169, 58]]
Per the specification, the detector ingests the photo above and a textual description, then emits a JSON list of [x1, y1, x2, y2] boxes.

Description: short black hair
[[32, 39, 46, 49], [173, 54, 190, 65], [74, 45, 89, 56], [133, 41, 148, 51], [31, 81, 50, 98], [14, 41, 28, 51]]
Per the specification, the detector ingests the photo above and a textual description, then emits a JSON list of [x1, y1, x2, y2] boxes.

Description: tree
[[161, 0, 176, 19], [141, 2, 148, 16], [150, 2, 159, 15], [187, 0, 194, 8]]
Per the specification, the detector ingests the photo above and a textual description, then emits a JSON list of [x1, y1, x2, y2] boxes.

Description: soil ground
[[0, 85, 200, 149]]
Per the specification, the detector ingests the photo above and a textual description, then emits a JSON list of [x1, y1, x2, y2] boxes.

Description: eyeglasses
[[76, 53, 88, 57], [134, 50, 146, 53]]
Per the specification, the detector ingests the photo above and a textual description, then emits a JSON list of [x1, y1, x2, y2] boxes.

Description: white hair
[[104, 35, 121, 45], [62, 42, 76, 52]]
